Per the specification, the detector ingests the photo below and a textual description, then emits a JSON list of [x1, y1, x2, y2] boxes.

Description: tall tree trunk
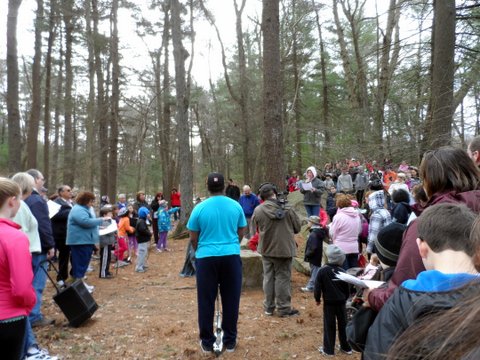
[[43, 0, 57, 187], [85, 0, 95, 191], [315, 11, 331, 154], [374, 0, 401, 148], [51, 32, 63, 187], [171, 0, 193, 221], [62, 0, 74, 185], [92, 0, 109, 197], [26, 0, 44, 169], [424, 0, 456, 148], [291, 0, 302, 174], [7, 0, 23, 173], [262, 0, 284, 188], [108, 0, 119, 202], [160, 2, 174, 202]]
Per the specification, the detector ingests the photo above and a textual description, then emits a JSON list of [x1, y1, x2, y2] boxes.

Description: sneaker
[[199, 340, 213, 354], [337, 345, 353, 355], [301, 287, 313, 292], [135, 268, 146, 273], [56, 280, 65, 288], [279, 308, 300, 317], [86, 265, 94, 272], [225, 341, 237, 353], [264, 310, 274, 316], [83, 282, 95, 293], [31, 318, 55, 328], [99, 274, 114, 279], [156, 248, 163, 253], [25, 346, 58, 360], [114, 260, 129, 268], [318, 346, 334, 357]]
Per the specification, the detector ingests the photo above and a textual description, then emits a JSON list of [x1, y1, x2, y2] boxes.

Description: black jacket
[[391, 202, 411, 225], [304, 227, 326, 267], [364, 280, 480, 360], [135, 218, 152, 243], [314, 264, 350, 305], [51, 198, 72, 242]]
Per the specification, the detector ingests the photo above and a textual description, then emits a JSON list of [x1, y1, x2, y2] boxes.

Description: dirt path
[[37, 237, 360, 360]]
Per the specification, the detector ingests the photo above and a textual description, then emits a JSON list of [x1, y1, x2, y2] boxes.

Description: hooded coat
[[329, 207, 362, 254], [300, 166, 325, 205], [253, 199, 301, 258]]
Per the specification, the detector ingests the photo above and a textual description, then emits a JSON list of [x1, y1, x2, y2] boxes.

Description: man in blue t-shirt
[[187, 172, 247, 355]]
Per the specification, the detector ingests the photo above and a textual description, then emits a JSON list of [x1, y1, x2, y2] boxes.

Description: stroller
[[345, 265, 381, 321]]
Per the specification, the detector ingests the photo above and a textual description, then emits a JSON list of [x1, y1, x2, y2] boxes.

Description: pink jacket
[[329, 207, 362, 254], [0, 219, 36, 320]]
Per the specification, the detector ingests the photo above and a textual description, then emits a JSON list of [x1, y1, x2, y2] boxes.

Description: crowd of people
[[2, 136, 480, 359], [0, 173, 184, 360]]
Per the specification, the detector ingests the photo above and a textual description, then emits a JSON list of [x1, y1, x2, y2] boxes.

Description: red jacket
[[171, 192, 181, 207], [368, 190, 480, 312], [0, 219, 36, 320]]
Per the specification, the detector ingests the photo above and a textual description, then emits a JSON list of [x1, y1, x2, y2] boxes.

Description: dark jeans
[[323, 303, 351, 355], [342, 253, 359, 271], [55, 237, 71, 282], [0, 316, 26, 360], [195, 255, 242, 348], [70, 244, 94, 279], [152, 218, 159, 244]]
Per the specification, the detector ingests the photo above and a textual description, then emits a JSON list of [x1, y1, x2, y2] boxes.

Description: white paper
[[335, 271, 385, 289], [300, 181, 313, 191], [99, 221, 118, 236], [47, 200, 61, 219]]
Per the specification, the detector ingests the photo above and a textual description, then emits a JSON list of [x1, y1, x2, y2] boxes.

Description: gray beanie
[[326, 244, 346, 266]]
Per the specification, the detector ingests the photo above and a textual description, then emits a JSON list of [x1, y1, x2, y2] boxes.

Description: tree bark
[[109, 0, 120, 202], [171, 0, 193, 221], [43, 0, 57, 187], [262, 0, 285, 189], [62, 0, 75, 185], [424, 0, 456, 149], [92, 0, 109, 196], [85, 0, 95, 191], [26, 0, 44, 169], [7, 0, 23, 173]]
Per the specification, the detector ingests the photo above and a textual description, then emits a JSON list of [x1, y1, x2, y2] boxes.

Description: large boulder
[[241, 250, 263, 288]]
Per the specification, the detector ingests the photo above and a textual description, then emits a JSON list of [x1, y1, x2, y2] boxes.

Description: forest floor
[[36, 234, 360, 360]]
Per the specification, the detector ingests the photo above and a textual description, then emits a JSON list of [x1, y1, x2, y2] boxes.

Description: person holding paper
[[313, 245, 353, 356], [299, 166, 325, 217], [51, 185, 73, 286]]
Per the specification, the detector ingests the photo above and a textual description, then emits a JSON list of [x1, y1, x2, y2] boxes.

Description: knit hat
[[159, 200, 168, 208], [118, 207, 129, 217], [138, 207, 150, 219], [307, 215, 321, 226], [374, 222, 405, 267], [207, 172, 225, 192], [326, 244, 346, 266]]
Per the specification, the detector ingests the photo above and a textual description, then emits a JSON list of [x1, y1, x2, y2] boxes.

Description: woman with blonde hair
[[0, 177, 36, 359]]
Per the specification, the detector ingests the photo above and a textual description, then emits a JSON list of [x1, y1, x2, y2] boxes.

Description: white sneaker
[[83, 281, 94, 293], [56, 280, 65, 288], [25, 347, 58, 360], [86, 265, 94, 272]]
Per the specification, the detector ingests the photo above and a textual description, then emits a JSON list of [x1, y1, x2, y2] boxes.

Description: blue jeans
[[29, 253, 48, 324], [70, 244, 94, 279], [304, 205, 320, 218], [22, 317, 37, 357], [306, 264, 321, 290], [195, 255, 242, 348]]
